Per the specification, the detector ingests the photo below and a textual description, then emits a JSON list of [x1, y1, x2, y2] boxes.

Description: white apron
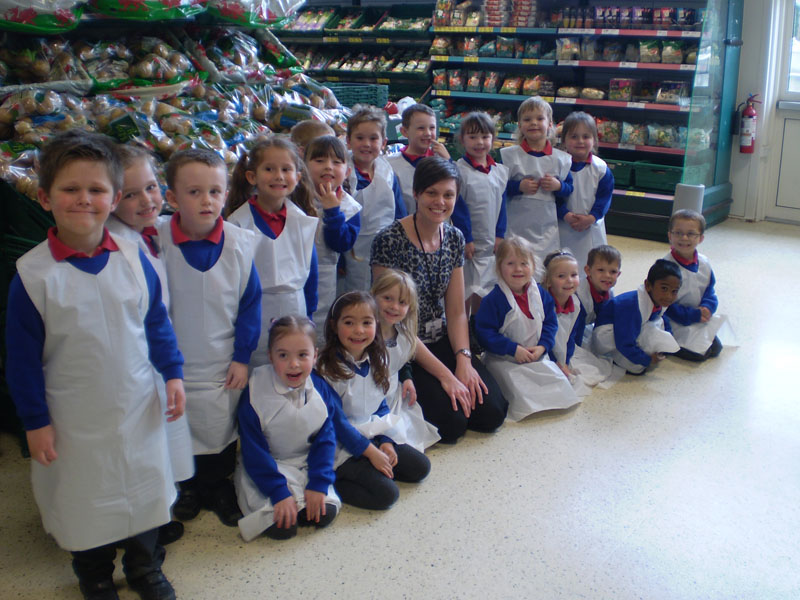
[[106, 214, 194, 482], [311, 191, 361, 340], [552, 295, 622, 396], [483, 281, 579, 421], [592, 286, 680, 373], [557, 156, 609, 273], [664, 252, 734, 353], [456, 158, 509, 298], [576, 278, 595, 347], [229, 201, 318, 366], [384, 327, 440, 452], [235, 366, 341, 541], [386, 152, 416, 215], [327, 360, 400, 468], [500, 145, 572, 281], [345, 155, 398, 292], [159, 219, 257, 454], [16, 236, 174, 551]]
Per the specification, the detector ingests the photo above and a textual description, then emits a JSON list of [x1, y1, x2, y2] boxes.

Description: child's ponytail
[[290, 164, 318, 219], [225, 152, 253, 218]]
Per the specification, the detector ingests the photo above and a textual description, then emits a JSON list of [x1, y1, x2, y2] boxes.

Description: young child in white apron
[[235, 316, 341, 541], [370, 270, 441, 452], [543, 251, 623, 397], [226, 137, 319, 368], [316, 291, 430, 510], [303, 135, 362, 340], [664, 209, 732, 361], [106, 144, 194, 545], [575, 244, 622, 346], [159, 148, 262, 528], [500, 97, 573, 281], [593, 259, 682, 375], [6, 131, 185, 599], [474, 237, 578, 421], [345, 106, 407, 292], [557, 112, 614, 274], [451, 111, 509, 317]]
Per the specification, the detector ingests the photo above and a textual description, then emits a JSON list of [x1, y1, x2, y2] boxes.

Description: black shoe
[[173, 489, 201, 522], [127, 570, 175, 600], [157, 521, 184, 546], [706, 336, 723, 358], [298, 503, 338, 529], [672, 347, 706, 362], [265, 522, 298, 540], [202, 481, 243, 527], [626, 368, 647, 376], [79, 579, 120, 600]]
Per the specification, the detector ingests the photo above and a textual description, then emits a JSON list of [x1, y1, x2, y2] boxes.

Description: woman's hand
[[273, 496, 298, 529], [455, 355, 489, 409], [363, 444, 394, 478], [402, 379, 417, 406], [303, 490, 327, 524]]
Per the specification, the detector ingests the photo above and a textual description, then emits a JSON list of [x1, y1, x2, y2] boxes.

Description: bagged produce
[[621, 121, 648, 146], [89, 0, 207, 21], [0, 0, 83, 33], [595, 118, 620, 143]]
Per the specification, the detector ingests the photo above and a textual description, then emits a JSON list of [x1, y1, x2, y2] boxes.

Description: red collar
[[553, 294, 575, 314], [652, 305, 662, 314], [401, 146, 434, 161], [512, 287, 533, 319], [670, 248, 698, 267], [249, 198, 286, 226], [354, 164, 372, 183], [141, 226, 159, 257], [170, 213, 224, 244], [520, 139, 552, 155], [48, 227, 119, 261], [572, 152, 593, 165], [464, 154, 496, 175], [587, 278, 610, 304]]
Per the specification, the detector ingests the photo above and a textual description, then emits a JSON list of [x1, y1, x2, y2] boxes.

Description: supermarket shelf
[[431, 90, 555, 102], [311, 72, 429, 85], [431, 56, 556, 66], [275, 31, 431, 45], [431, 56, 694, 72], [431, 26, 558, 34], [554, 97, 691, 112], [559, 28, 701, 38], [613, 188, 674, 201], [598, 141, 685, 155]]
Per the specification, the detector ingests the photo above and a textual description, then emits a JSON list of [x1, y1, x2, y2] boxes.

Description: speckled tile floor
[[2, 219, 800, 600]]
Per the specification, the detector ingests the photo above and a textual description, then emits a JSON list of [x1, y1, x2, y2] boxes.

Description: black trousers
[[412, 336, 508, 443], [179, 440, 237, 492], [71, 527, 163, 585], [335, 443, 430, 510]]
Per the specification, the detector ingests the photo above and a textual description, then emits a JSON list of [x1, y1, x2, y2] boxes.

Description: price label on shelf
[[555, 97, 577, 104], [619, 144, 635, 150], [500, 27, 515, 33], [679, 64, 695, 70], [619, 61, 637, 69], [377, 78, 390, 84], [560, 60, 579, 66], [435, 90, 451, 97], [377, 37, 390, 44], [323, 37, 338, 43], [656, 30, 668, 36], [627, 102, 646, 109], [348, 37, 362, 43], [478, 26, 493, 32], [600, 28, 619, 35], [327, 76, 340, 82], [522, 59, 539, 65], [626, 191, 646, 197], [463, 56, 478, 63]]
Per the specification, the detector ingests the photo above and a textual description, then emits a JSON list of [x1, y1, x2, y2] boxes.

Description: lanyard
[[413, 213, 445, 313]]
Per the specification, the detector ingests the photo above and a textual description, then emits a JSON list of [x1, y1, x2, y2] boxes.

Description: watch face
[[459, 348, 472, 358]]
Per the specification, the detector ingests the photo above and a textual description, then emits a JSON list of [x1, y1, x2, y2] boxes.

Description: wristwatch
[[455, 348, 472, 359]]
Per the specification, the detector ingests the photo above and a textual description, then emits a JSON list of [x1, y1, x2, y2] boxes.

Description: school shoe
[[265, 522, 298, 540], [172, 488, 201, 521], [202, 480, 243, 527], [706, 336, 723, 358], [127, 570, 175, 600], [156, 521, 184, 546], [79, 579, 119, 600], [297, 503, 339, 529]]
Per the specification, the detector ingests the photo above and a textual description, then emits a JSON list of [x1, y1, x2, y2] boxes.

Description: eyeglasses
[[669, 231, 701, 240]]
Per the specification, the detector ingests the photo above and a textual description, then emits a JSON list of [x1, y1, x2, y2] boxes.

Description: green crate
[[634, 161, 684, 193], [326, 83, 389, 108], [605, 159, 636, 188]]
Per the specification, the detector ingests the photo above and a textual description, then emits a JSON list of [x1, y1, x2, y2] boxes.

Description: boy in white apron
[[593, 259, 682, 375], [159, 149, 262, 529], [664, 209, 728, 361], [575, 244, 622, 346], [6, 131, 185, 600]]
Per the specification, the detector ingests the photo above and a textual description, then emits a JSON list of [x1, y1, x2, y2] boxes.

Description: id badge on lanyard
[[425, 317, 444, 341]]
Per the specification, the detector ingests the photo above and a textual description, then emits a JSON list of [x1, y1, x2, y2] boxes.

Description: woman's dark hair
[[316, 291, 390, 394], [412, 156, 461, 197], [647, 259, 682, 284]]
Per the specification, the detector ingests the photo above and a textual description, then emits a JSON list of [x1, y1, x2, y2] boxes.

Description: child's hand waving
[[317, 182, 341, 211]]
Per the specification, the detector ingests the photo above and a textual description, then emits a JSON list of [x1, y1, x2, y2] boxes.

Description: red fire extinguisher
[[738, 94, 761, 154]]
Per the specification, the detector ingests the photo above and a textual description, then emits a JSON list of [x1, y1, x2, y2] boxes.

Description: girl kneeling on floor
[[235, 316, 341, 541], [317, 291, 431, 510]]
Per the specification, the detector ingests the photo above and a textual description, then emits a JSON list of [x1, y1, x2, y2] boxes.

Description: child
[[158, 148, 262, 527], [344, 105, 406, 292], [235, 316, 341, 541], [107, 144, 194, 545], [227, 137, 319, 366], [387, 103, 451, 215], [290, 119, 335, 157], [575, 244, 622, 346], [543, 250, 622, 396], [474, 236, 578, 421], [499, 96, 573, 281], [5, 131, 184, 600], [317, 291, 431, 510], [558, 111, 614, 273], [450, 111, 509, 315], [304, 135, 362, 333], [592, 259, 682, 375], [664, 209, 727, 361], [370, 269, 441, 451]]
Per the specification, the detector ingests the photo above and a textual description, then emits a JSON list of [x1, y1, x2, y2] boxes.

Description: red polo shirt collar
[[512, 284, 533, 319], [401, 145, 435, 162], [249, 198, 287, 237], [48, 227, 119, 261], [554, 295, 575, 314], [464, 154, 496, 175], [520, 139, 553, 155], [170, 213, 223, 244], [670, 248, 698, 267], [588, 278, 610, 304], [354, 164, 372, 183], [141, 226, 159, 257]]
